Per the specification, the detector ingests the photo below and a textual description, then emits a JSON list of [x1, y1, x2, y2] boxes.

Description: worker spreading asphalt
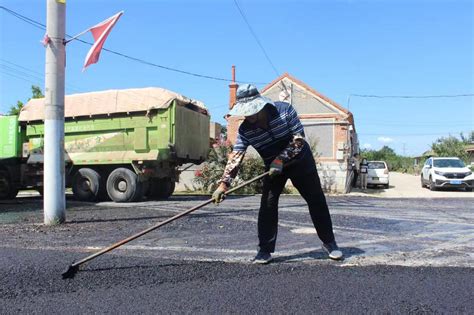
[[1, 194, 473, 313]]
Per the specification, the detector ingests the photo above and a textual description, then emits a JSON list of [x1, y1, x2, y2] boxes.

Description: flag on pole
[[83, 11, 123, 71], [41, 33, 51, 47]]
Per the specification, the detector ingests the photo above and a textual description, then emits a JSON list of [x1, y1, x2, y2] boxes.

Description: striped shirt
[[220, 102, 312, 186]]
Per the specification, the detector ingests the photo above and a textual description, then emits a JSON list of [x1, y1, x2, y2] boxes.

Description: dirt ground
[[347, 172, 474, 198]]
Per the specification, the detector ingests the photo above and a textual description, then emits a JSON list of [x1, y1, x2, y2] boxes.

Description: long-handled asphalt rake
[[62, 171, 269, 279]]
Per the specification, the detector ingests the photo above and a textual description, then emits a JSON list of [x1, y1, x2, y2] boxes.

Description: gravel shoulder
[[346, 172, 474, 198]]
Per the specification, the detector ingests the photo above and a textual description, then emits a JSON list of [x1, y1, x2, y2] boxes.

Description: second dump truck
[[0, 87, 210, 202]]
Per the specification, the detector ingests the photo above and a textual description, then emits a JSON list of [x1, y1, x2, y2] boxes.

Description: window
[[433, 159, 465, 168], [368, 162, 386, 169]]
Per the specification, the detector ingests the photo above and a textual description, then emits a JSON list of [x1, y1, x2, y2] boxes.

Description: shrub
[[193, 141, 266, 194]]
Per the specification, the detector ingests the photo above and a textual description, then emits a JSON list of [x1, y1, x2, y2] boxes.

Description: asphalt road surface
[[1, 195, 473, 313]]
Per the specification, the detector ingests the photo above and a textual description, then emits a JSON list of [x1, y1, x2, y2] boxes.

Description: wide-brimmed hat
[[228, 84, 274, 116]]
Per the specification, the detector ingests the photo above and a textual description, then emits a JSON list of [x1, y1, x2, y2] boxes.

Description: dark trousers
[[352, 171, 359, 188], [258, 170, 336, 253]]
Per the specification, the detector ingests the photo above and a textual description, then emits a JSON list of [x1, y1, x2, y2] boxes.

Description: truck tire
[[147, 178, 175, 199], [72, 168, 104, 202], [106, 168, 143, 202], [0, 170, 18, 200]]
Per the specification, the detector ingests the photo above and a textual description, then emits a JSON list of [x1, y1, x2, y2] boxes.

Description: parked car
[[367, 161, 390, 189], [420, 157, 474, 191]]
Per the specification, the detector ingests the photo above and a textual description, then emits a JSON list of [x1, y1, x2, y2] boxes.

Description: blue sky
[[0, 0, 472, 156]]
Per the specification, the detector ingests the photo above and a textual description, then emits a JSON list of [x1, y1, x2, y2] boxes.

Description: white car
[[420, 157, 474, 191], [367, 161, 390, 189]]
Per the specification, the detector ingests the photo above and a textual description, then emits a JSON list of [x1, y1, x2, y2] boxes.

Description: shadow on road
[[276, 247, 365, 262]]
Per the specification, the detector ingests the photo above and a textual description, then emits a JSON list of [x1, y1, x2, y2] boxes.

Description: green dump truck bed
[[0, 115, 21, 159], [19, 87, 210, 165]]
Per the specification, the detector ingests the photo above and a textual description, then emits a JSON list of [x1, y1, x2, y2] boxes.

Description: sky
[[0, 0, 473, 157]]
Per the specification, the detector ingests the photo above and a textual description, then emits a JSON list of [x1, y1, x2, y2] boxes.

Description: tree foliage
[[459, 131, 474, 144], [361, 145, 415, 173], [431, 135, 469, 161], [8, 85, 44, 115]]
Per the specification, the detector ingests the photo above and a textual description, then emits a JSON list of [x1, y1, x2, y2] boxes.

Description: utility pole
[[44, 0, 66, 224]]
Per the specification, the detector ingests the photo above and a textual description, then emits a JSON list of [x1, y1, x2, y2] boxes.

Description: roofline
[[260, 72, 352, 116]]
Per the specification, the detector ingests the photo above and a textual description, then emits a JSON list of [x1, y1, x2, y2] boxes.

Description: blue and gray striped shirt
[[220, 102, 315, 186], [234, 101, 307, 164]]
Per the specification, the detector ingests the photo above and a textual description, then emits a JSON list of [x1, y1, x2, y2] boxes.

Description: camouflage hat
[[229, 84, 274, 116]]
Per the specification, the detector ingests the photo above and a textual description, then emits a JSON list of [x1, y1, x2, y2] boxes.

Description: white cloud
[[377, 136, 394, 143], [363, 143, 372, 149]]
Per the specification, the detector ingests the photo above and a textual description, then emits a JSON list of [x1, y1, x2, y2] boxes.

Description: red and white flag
[[41, 33, 51, 47], [83, 11, 123, 71]]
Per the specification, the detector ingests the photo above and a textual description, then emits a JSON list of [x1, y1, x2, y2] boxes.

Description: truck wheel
[[107, 168, 143, 202], [147, 178, 175, 199], [0, 170, 18, 200], [72, 168, 104, 202]]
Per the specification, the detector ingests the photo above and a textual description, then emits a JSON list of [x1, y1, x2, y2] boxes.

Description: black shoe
[[322, 241, 343, 260], [252, 251, 273, 264]]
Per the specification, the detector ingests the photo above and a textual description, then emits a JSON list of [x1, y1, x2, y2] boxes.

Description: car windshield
[[433, 159, 465, 168], [368, 162, 386, 169]]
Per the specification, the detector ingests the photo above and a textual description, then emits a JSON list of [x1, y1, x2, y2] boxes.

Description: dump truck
[[0, 87, 210, 202]]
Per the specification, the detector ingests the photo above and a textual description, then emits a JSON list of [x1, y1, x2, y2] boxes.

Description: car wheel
[[106, 168, 143, 202], [466, 187, 473, 192], [420, 175, 425, 188], [429, 176, 437, 191], [384, 184, 389, 189]]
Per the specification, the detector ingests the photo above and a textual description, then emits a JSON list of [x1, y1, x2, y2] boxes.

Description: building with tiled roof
[[226, 70, 358, 193]]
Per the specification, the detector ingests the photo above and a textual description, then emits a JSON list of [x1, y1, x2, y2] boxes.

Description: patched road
[[0, 195, 473, 313]]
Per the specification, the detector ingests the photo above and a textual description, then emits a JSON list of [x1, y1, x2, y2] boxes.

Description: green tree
[[8, 85, 44, 115], [31, 85, 44, 99], [431, 135, 468, 161], [361, 146, 415, 173], [460, 131, 474, 144], [8, 100, 24, 116]]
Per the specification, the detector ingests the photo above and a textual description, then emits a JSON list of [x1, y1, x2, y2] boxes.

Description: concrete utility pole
[[44, 0, 66, 225]]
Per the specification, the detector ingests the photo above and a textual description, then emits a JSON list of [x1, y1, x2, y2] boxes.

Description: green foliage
[[193, 141, 267, 194], [431, 135, 469, 161], [8, 100, 24, 116], [361, 145, 415, 173], [460, 131, 474, 144], [31, 85, 44, 99], [8, 85, 44, 115]]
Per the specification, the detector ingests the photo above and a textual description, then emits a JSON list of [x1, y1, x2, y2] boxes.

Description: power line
[[3, 6, 473, 105], [0, 69, 42, 86], [232, 0, 280, 77], [0, 5, 46, 30], [0, 5, 266, 85], [346, 92, 474, 109], [350, 93, 474, 98], [359, 131, 471, 136], [357, 121, 473, 127], [0, 58, 44, 76]]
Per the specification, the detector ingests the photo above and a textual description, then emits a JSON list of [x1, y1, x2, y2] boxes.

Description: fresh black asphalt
[[0, 195, 473, 313]]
